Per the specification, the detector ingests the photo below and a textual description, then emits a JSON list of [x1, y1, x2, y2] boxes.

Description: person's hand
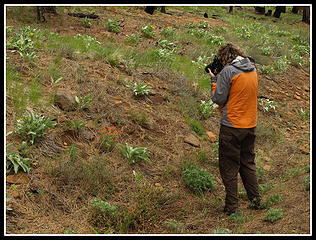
[[207, 68, 215, 78]]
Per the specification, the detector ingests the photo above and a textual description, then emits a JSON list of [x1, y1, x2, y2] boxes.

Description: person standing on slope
[[207, 43, 264, 216]]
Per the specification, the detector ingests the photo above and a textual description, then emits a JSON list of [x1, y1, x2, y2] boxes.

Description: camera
[[205, 56, 223, 76]]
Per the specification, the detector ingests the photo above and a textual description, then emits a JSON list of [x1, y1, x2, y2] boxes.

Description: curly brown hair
[[216, 43, 246, 67]]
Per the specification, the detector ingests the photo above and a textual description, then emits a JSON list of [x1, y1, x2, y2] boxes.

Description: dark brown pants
[[219, 124, 261, 212]]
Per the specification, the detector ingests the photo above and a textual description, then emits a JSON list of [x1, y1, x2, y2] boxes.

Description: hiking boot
[[223, 206, 239, 216], [248, 201, 265, 210]]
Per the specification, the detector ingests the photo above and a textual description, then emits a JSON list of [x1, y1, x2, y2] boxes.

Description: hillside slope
[[5, 6, 310, 235]]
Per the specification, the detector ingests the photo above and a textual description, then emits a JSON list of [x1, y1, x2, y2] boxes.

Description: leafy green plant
[[130, 111, 148, 126], [69, 119, 85, 133], [6, 197, 13, 211], [75, 93, 94, 110], [238, 188, 248, 200], [89, 197, 136, 233], [6, 144, 32, 174], [199, 100, 217, 119], [6, 25, 14, 34], [15, 112, 57, 145], [73, 34, 100, 52], [207, 34, 227, 46], [273, 56, 290, 72], [291, 43, 310, 56], [256, 162, 267, 182], [263, 208, 283, 223], [259, 183, 272, 194], [191, 55, 212, 70], [228, 212, 244, 224], [63, 230, 77, 234], [152, 48, 175, 62], [119, 143, 150, 164], [7, 26, 38, 59], [105, 19, 120, 33], [163, 219, 184, 233], [186, 118, 205, 136], [212, 27, 227, 34], [50, 76, 63, 85], [181, 162, 217, 195], [260, 65, 275, 74], [82, 17, 92, 28], [186, 22, 198, 29], [263, 193, 282, 208], [127, 81, 151, 96], [198, 20, 209, 28], [211, 228, 231, 234], [303, 175, 310, 191], [125, 34, 142, 44], [187, 28, 209, 38], [160, 26, 176, 37], [133, 170, 143, 182], [90, 197, 117, 215], [196, 150, 209, 164], [258, 98, 278, 112], [69, 144, 80, 161], [298, 108, 310, 122], [236, 26, 252, 39], [157, 39, 176, 50], [141, 25, 156, 38], [259, 44, 273, 56]]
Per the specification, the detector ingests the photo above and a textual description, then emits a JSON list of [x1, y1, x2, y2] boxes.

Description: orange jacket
[[210, 57, 258, 128]]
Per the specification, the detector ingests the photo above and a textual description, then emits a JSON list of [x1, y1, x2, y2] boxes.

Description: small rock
[[184, 134, 200, 147], [12, 191, 21, 199], [86, 120, 95, 129], [294, 95, 301, 100], [57, 115, 67, 123], [263, 165, 271, 171], [299, 145, 310, 155], [81, 129, 95, 141], [155, 183, 161, 187], [106, 73, 116, 81], [6, 172, 29, 184], [113, 100, 123, 105], [206, 131, 217, 142], [30, 162, 39, 168], [54, 89, 77, 111], [264, 156, 271, 162]]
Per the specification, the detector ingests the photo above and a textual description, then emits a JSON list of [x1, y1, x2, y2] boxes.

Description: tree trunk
[[292, 6, 299, 14], [302, 7, 310, 24], [273, 6, 285, 18]]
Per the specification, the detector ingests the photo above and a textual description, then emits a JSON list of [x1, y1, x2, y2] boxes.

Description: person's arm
[[207, 68, 217, 95], [210, 67, 231, 106]]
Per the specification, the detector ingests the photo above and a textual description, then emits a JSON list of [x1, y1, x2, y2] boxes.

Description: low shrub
[[15, 111, 57, 145], [119, 143, 150, 164], [263, 208, 283, 223], [182, 162, 217, 195]]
